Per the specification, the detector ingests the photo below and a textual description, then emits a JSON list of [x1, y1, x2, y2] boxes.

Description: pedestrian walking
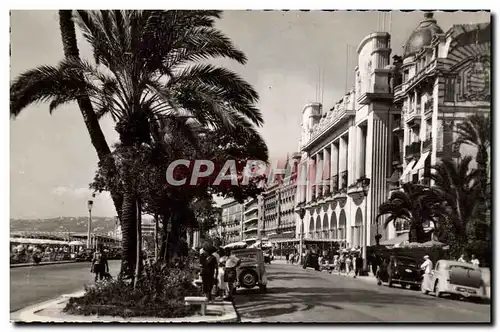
[[217, 251, 228, 299], [420, 255, 433, 293], [286, 253, 290, 264], [91, 246, 109, 282], [373, 254, 381, 276], [200, 247, 217, 302], [224, 249, 241, 300], [345, 255, 352, 275], [470, 254, 480, 268], [355, 254, 363, 277]]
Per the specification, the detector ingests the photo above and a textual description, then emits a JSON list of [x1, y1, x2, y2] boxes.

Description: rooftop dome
[[403, 12, 443, 58]]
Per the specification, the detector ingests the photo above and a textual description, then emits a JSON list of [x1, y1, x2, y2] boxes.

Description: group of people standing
[[285, 252, 300, 264], [328, 252, 364, 277], [457, 253, 481, 268], [199, 246, 241, 302]]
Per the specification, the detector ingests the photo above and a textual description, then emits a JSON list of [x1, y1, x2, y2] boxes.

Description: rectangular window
[[444, 77, 456, 102]]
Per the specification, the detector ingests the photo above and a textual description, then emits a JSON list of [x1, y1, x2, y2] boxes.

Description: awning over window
[[400, 160, 416, 181], [412, 151, 430, 174]]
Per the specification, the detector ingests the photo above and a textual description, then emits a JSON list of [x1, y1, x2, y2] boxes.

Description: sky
[[9, 10, 490, 218]]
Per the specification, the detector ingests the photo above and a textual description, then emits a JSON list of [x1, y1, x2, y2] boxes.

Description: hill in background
[[10, 217, 119, 234]]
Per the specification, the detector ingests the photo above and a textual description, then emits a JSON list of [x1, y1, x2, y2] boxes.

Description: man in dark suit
[[354, 253, 363, 278], [200, 247, 217, 301]]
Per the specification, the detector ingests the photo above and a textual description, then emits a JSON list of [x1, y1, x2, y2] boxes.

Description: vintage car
[[424, 260, 484, 300], [232, 248, 268, 292], [377, 255, 422, 289], [303, 252, 320, 271], [75, 249, 94, 262]]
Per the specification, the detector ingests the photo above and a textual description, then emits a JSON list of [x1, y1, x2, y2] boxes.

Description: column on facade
[[306, 158, 312, 202], [330, 142, 339, 192], [310, 157, 316, 201], [347, 126, 357, 186], [339, 136, 347, 189], [414, 90, 418, 113], [369, 116, 390, 246], [356, 125, 367, 179], [323, 148, 330, 195], [316, 153, 323, 198]]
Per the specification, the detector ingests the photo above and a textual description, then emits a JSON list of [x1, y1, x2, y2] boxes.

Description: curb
[[11, 291, 238, 323], [11, 260, 81, 268]]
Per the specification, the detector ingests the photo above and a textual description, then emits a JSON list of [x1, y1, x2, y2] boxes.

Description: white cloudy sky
[[10, 10, 490, 218]]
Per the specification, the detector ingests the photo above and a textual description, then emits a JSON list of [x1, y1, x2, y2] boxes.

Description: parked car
[[424, 260, 484, 300], [75, 249, 94, 262], [377, 255, 422, 289], [303, 252, 320, 271], [232, 248, 268, 292]]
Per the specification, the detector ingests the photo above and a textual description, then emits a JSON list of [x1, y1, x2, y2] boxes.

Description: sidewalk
[[11, 260, 79, 268], [11, 290, 238, 323]]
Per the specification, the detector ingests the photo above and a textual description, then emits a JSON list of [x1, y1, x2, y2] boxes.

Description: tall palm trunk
[[120, 187, 137, 277], [58, 10, 123, 221], [134, 197, 142, 289], [154, 213, 159, 261], [477, 145, 490, 211], [409, 215, 425, 243], [158, 210, 172, 262]]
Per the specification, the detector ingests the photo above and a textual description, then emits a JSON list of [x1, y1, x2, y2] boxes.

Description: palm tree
[[427, 156, 483, 254], [10, 10, 264, 275], [377, 183, 444, 243], [455, 113, 491, 211], [10, 11, 124, 220], [455, 113, 491, 171]]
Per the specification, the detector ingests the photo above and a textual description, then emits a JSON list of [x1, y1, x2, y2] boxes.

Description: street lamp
[[296, 205, 306, 264], [87, 199, 94, 249], [358, 177, 370, 275]]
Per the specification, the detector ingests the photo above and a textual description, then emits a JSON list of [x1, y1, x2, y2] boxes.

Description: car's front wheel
[[434, 280, 441, 298], [239, 270, 258, 289]]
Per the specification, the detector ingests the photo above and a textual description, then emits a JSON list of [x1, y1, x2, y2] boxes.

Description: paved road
[[10, 260, 121, 312], [233, 263, 491, 323]]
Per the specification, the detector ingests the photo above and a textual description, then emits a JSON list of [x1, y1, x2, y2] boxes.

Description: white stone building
[[297, 31, 396, 251], [386, 13, 491, 243]]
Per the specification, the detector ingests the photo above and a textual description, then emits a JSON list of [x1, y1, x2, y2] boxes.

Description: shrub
[[64, 265, 202, 318]]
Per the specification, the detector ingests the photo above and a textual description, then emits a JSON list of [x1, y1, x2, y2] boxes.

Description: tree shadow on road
[[234, 285, 432, 319], [267, 274, 314, 282]]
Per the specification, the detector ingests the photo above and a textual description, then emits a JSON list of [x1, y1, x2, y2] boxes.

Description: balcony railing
[[340, 171, 348, 190], [405, 141, 421, 158]]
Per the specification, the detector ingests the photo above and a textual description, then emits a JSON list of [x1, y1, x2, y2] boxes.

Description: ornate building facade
[[297, 31, 396, 251], [388, 13, 491, 241]]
